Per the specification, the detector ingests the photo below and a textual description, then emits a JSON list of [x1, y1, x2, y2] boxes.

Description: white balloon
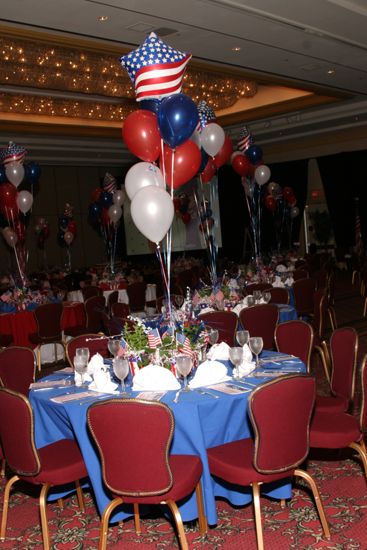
[[254, 165, 271, 186], [108, 204, 122, 224], [130, 186, 174, 244], [2, 227, 18, 248], [200, 123, 225, 157], [125, 162, 165, 201], [5, 162, 25, 188], [64, 231, 74, 245], [16, 190, 33, 214], [113, 189, 126, 206]]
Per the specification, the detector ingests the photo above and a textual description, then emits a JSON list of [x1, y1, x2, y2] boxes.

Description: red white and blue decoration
[[103, 172, 117, 194], [0, 141, 27, 165], [237, 126, 253, 153], [197, 100, 216, 130]]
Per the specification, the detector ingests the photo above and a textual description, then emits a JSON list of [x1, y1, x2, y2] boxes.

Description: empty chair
[[87, 399, 207, 550], [82, 285, 102, 300], [275, 320, 314, 372], [315, 327, 358, 413], [111, 302, 130, 318], [64, 295, 106, 337], [267, 287, 290, 304], [29, 302, 64, 371], [66, 333, 110, 367], [106, 290, 118, 315], [207, 375, 330, 550], [239, 304, 279, 350], [0, 346, 36, 396], [293, 277, 316, 318], [126, 281, 147, 312], [198, 311, 238, 346], [312, 289, 331, 383], [0, 387, 88, 550]]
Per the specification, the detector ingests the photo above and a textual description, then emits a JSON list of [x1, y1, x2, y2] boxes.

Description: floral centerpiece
[[0, 287, 55, 313], [192, 278, 241, 312], [98, 270, 126, 290]]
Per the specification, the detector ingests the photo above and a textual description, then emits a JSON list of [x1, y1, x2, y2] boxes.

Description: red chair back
[[293, 277, 316, 317], [293, 268, 309, 280], [249, 375, 315, 473], [87, 399, 174, 496], [313, 289, 328, 341], [82, 285, 102, 300], [198, 311, 238, 346], [359, 355, 367, 433], [126, 282, 147, 312], [107, 290, 118, 314], [0, 387, 40, 476], [85, 295, 106, 332], [111, 302, 130, 317], [267, 287, 290, 304], [33, 302, 63, 339], [66, 333, 110, 367], [0, 346, 36, 396], [239, 304, 279, 350], [275, 320, 314, 372], [245, 283, 272, 294], [329, 327, 358, 404]]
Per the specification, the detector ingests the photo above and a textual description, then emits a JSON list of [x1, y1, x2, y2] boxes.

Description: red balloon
[[181, 212, 191, 224], [0, 183, 18, 216], [101, 208, 110, 227], [122, 110, 161, 162], [67, 220, 77, 235], [283, 186, 294, 199], [161, 140, 201, 189], [264, 195, 277, 212], [200, 158, 216, 184], [91, 188, 102, 203], [214, 135, 233, 168], [286, 193, 297, 206], [231, 154, 253, 177]]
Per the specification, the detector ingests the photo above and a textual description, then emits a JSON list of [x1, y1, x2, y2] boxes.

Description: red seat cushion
[[315, 394, 349, 413], [120, 455, 202, 504], [310, 411, 361, 448]]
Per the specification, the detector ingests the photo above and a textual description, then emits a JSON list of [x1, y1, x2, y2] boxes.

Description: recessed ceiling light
[[327, 68, 336, 75], [232, 46, 241, 52], [97, 15, 109, 22]]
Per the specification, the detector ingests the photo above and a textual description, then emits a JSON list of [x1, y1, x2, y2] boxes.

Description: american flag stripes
[[147, 328, 162, 349], [1, 142, 26, 165], [237, 126, 253, 153], [103, 172, 117, 194], [176, 332, 193, 357], [120, 32, 191, 101], [117, 337, 128, 357]]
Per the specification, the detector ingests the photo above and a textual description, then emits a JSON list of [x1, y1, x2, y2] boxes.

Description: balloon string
[[13, 245, 24, 287], [160, 138, 166, 185]]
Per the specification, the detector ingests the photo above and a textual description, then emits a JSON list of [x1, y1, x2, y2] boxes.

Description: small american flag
[[117, 337, 128, 357], [176, 332, 193, 357], [237, 126, 253, 153], [147, 328, 162, 349], [120, 32, 191, 102], [103, 172, 117, 194]]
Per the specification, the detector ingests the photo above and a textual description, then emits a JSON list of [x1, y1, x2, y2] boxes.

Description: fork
[[173, 389, 182, 403], [196, 389, 219, 399]]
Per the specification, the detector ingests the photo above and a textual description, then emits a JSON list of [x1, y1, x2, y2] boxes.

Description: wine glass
[[73, 355, 88, 386], [175, 355, 193, 391], [174, 294, 184, 308], [262, 292, 271, 304], [249, 336, 264, 367], [76, 347, 90, 364], [229, 347, 243, 379], [108, 339, 120, 359], [113, 357, 129, 393], [208, 329, 219, 346], [236, 329, 250, 346], [253, 290, 262, 304], [247, 295, 255, 307]]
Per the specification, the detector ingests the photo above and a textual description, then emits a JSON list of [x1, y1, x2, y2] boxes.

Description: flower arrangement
[[0, 287, 54, 313]]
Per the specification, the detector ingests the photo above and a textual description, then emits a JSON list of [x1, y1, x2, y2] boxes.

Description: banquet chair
[[87, 399, 207, 550], [309, 353, 367, 485], [274, 320, 314, 372], [64, 295, 106, 337], [315, 327, 358, 413], [292, 277, 316, 318], [311, 289, 331, 383], [111, 302, 130, 318], [292, 268, 309, 280], [106, 290, 118, 315], [267, 287, 290, 304], [245, 283, 272, 294], [198, 311, 238, 346], [66, 333, 110, 368], [126, 281, 147, 312], [29, 302, 64, 372], [239, 304, 279, 350], [0, 346, 36, 396], [0, 387, 88, 550], [207, 375, 330, 550], [82, 285, 102, 300]]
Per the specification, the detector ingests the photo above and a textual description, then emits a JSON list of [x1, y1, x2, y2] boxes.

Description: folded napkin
[[199, 306, 215, 315], [89, 369, 118, 393], [272, 276, 285, 288], [207, 341, 230, 361], [232, 302, 246, 316], [276, 264, 287, 273], [87, 353, 104, 375], [238, 360, 256, 377], [284, 277, 294, 286], [132, 364, 180, 391], [242, 343, 253, 362], [189, 360, 230, 388]]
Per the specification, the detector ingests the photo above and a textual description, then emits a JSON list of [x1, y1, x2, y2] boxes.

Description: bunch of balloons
[[57, 203, 76, 248], [173, 194, 192, 225], [264, 183, 300, 250], [34, 217, 50, 250]]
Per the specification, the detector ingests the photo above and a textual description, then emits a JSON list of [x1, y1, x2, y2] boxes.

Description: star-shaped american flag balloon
[[197, 100, 216, 130], [120, 32, 192, 102], [237, 126, 254, 152], [1, 141, 27, 165]]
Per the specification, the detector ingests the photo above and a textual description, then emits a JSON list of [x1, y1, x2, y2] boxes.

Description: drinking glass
[[73, 355, 88, 386], [236, 330, 250, 346], [262, 292, 271, 304], [253, 290, 262, 303], [175, 355, 193, 391], [249, 336, 264, 367], [174, 295, 184, 308], [108, 339, 120, 358], [208, 329, 219, 346], [247, 295, 255, 307], [76, 347, 90, 364], [229, 347, 243, 379], [113, 357, 129, 393]]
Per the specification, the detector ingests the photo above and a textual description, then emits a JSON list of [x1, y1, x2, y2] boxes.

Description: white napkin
[[132, 364, 180, 391], [242, 343, 253, 362], [238, 360, 256, 377], [189, 360, 230, 388], [276, 264, 287, 273], [199, 306, 216, 315], [284, 277, 294, 286], [207, 341, 230, 361], [232, 302, 246, 316], [87, 353, 105, 375], [272, 276, 285, 288], [89, 368, 118, 393]]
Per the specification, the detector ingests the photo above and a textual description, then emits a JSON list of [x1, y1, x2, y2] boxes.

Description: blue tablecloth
[[29, 352, 305, 526]]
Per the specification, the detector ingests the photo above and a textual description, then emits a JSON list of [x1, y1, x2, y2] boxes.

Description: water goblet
[[253, 290, 262, 304], [236, 330, 250, 346], [249, 336, 264, 367], [174, 294, 184, 308], [108, 338, 120, 359], [262, 292, 271, 304], [175, 355, 193, 391], [247, 295, 255, 307], [73, 355, 88, 386], [208, 329, 219, 346], [113, 357, 129, 393], [76, 347, 90, 364], [229, 347, 243, 379]]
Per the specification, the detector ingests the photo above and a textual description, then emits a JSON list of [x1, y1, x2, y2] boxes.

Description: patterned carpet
[[1, 269, 367, 549]]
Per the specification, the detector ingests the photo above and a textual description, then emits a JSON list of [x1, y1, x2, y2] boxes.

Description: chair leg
[[195, 480, 208, 535], [363, 297, 367, 318], [294, 469, 330, 539], [280, 498, 287, 509], [0, 475, 19, 541], [133, 503, 141, 534], [0, 458, 5, 477], [314, 345, 330, 384], [75, 480, 85, 512], [166, 500, 189, 550], [252, 482, 264, 550], [328, 307, 337, 330], [57, 498, 64, 509], [99, 498, 122, 550], [39, 483, 51, 550], [349, 442, 367, 482], [37, 345, 42, 372]]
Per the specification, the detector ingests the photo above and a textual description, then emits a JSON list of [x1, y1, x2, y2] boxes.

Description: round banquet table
[[29, 352, 305, 526]]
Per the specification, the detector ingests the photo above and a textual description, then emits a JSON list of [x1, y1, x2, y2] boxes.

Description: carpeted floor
[[2, 269, 367, 549]]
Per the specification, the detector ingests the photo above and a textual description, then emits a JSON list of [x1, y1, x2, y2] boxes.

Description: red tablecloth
[[0, 302, 85, 348]]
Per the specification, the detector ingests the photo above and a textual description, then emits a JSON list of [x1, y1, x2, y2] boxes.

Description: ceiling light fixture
[[97, 15, 109, 22], [327, 68, 336, 75], [232, 46, 241, 52]]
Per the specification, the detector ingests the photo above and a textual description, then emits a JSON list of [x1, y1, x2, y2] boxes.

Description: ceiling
[[1, 0, 367, 165]]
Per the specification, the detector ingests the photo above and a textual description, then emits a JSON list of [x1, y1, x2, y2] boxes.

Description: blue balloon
[[25, 162, 41, 183], [140, 98, 161, 115], [59, 216, 69, 229], [89, 202, 102, 220], [245, 145, 263, 165], [0, 166, 7, 184], [158, 93, 199, 149], [99, 191, 113, 208]]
